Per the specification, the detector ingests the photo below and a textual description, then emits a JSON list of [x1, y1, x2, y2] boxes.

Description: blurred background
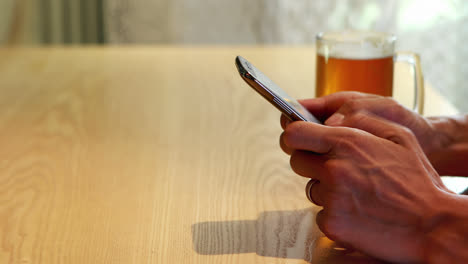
[[0, 0, 467, 112]]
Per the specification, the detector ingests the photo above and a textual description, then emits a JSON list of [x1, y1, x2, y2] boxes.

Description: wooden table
[[0, 47, 459, 263]]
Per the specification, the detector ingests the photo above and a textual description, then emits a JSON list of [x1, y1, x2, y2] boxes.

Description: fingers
[[315, 209, 370, 252], [300, 92, 378, 120], [338, 111, 421, 150], [282, 121, 361, 155], [324, 97, 410, 127], [316, 209, 346, 242], [290, 150, 327, 179], [280, 92, 378, 129], [281, 92, 407, 131], [316, 209, 422, 262], [279, 132, 293, 155], [280, 114, 292, 130]]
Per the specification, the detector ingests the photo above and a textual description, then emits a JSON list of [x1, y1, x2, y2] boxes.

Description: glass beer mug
[[315, 31, 424, 114]]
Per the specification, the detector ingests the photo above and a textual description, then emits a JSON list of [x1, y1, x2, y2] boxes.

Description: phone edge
[[235, 56, 308, 122]]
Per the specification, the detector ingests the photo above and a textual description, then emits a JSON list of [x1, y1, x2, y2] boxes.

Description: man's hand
[[280, 111, 452, 262], [281, 92, 468, 176]]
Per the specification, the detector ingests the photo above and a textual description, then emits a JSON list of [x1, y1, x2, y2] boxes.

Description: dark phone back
[[235, 56, 320, 123]]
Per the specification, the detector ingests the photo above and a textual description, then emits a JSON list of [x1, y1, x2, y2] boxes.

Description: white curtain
[[105, 0, 398, 44], [105, 0, 468, 111]]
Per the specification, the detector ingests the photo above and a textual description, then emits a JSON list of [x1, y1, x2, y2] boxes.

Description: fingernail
[[325, 113, 344, 126]]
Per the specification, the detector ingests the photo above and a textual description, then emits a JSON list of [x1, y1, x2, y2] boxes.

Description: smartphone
[[235, 56, 321, 124]]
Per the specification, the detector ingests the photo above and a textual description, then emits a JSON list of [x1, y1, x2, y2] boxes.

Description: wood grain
[[0, 47, 458, 263]]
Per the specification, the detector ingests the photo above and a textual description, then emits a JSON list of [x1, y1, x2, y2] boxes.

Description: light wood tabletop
[[0, 46, 459, 263]]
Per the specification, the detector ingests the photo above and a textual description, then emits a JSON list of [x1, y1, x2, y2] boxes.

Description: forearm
[[428, 115, 468, 176], [423, 194, 468, 263]]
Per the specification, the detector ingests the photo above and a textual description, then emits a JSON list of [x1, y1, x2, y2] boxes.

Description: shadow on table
[[191, 208, 387, 264]]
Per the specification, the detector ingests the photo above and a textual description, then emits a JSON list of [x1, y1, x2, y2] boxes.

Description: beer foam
[[317, 31, 395, 60]]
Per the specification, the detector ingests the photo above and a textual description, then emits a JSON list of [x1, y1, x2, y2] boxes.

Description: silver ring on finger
[[306, 179, 320, 205]]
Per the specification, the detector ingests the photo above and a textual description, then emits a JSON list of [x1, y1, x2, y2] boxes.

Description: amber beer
[[315, 54, 394, 97], [315, 31, 424, 113]]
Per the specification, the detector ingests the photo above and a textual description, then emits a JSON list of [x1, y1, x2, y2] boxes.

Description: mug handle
[[394, 52, 425, 114]]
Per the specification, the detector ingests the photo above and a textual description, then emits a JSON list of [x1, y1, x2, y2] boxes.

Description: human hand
[[280, 111, 451, 262], [280, 92, 451, 173]]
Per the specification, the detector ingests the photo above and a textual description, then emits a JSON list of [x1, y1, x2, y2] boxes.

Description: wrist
[[426, 115, 468, 175], [426, 116, 460, 151], [422, 193, 468, 263]]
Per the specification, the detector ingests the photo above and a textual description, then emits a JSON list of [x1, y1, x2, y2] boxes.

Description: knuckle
[[342, 100, 362, 113], [324, 159, 340, 171], [401, 127, 418, 144], [289, 151, 303, 173], [324, 159, 348, 185], [385, 99, 408, 119], [333, 128, 364, 152], [346, 111, 369, 125], [283, 122, 303, 147], [387, 126, 417, 145], [399, 126, 414, 138], [385, 96, 399, 105]]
